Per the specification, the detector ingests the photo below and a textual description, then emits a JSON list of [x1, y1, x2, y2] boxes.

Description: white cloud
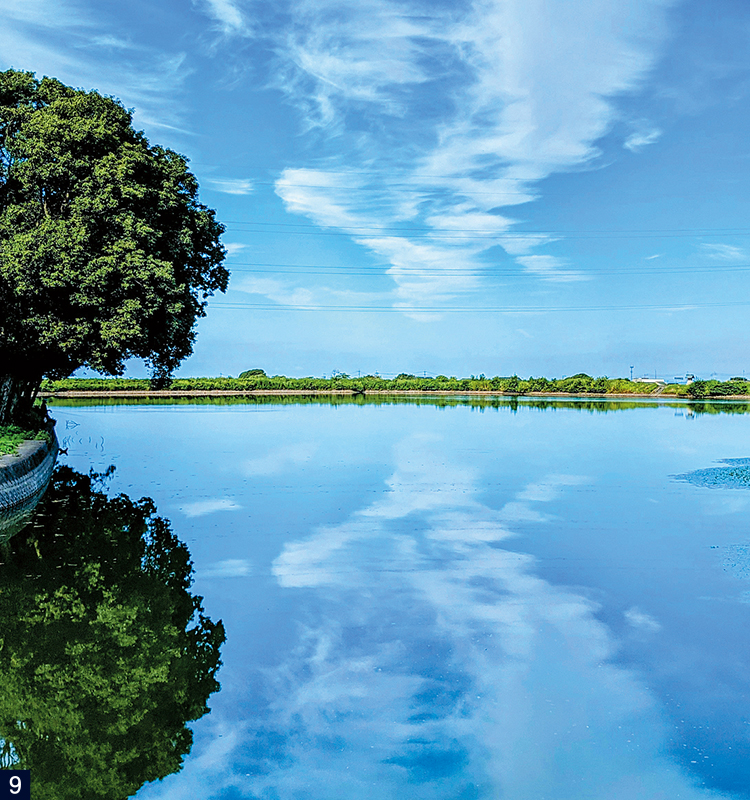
[[271, 0, 435, 128], [176, 435, 721, 800], [516, 254, 588, 283], [0, 0, 84, 27], [624, 606, 661, 632], [501, 473, 588, 521], [223, 242, 248, 256], [499, 501, 548, 522], [275, 169, 371, 228], [270, 0, 674, 310], [516, 474, 588, 502], [200, 558, 253, 578], [234, 276, 318, 307], [624, 126, 663, 152], [88, 35, 141, 50], [206, 178, 255, 195], [0, 1, 191, 137], [180, 497, 242, 517], [243, 442, 317, 476], [233, 274, 391, 310], [492, 232, 557, 256], [198, 0, 250, 36], [700, 243, 747, 262]]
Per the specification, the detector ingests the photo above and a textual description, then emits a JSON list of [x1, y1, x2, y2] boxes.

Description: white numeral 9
[[9, 775, 21, 794]]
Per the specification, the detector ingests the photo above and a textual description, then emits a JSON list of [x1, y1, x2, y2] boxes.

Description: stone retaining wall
[[0, 422, 58, 537]]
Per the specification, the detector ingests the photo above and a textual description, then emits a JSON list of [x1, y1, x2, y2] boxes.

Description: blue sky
[[3, 0, 750, 380]]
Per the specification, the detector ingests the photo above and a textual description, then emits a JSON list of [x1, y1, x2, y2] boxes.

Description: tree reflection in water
[[0, 466, 225, 799]]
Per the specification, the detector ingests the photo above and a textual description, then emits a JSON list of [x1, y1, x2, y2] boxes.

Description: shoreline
[[39, 389, 750, 401], [0, 420, 58, 539]]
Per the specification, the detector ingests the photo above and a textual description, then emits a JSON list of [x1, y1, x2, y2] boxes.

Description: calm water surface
[[37, 398, 750, 797]]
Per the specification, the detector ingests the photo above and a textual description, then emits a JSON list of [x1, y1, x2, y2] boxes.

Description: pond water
[[18, 397, 750, 798]]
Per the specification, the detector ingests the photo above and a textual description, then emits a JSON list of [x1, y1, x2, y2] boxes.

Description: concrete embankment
[[0, 422, 58, 539]]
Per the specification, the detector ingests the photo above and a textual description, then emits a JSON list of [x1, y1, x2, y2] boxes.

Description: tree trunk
[[0, 375, 41, 425]]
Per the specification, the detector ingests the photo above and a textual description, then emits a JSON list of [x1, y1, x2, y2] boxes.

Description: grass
[[0, 425, 48, 456], [0, 408, 51, 456]]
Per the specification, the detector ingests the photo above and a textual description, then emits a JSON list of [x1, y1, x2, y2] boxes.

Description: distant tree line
[[37, 372, 750, 398], [679, 378, 750, 398]]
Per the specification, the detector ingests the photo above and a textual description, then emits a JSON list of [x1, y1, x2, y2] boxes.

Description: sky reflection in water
[[48, 398, 750, 799]]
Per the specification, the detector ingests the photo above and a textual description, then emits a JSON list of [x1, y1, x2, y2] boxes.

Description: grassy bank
[[0, 422, 50, 456], [37, 372, 750, 398]]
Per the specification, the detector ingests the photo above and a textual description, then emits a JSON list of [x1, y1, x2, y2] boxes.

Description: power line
[[225, 261, 750, 277], [193, 165, 741, 193], [210, 300, 750, 313], [224, 225, 750, 241], [206, 181, 719, 199], [223, 220, 750, 235]]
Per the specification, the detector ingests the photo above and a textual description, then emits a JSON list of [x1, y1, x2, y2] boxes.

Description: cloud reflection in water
[[183, 434, 733, 799]]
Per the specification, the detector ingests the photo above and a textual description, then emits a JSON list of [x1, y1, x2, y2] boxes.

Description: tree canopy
[[0, 69, 228, 422], [0, 466, 225, 799]]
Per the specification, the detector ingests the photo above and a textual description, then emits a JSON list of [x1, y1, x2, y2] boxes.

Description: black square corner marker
[[0, 771, 30, 800]]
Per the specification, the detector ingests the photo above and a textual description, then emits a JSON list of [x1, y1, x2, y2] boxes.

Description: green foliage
[[38, 373, 750, 399], [0, 405, 50, 454], [0, 69, 227, 398], [0, 423, 48, 455], [0, 466, 225, 798], [238, 369, 266, 379], [687, 379, 750, 398]]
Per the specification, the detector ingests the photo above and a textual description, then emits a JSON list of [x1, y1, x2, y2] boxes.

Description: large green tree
[[0, 466, 225, 799], [0, 69, 228, 423]]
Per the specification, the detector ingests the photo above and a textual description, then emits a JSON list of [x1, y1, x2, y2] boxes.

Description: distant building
[[634, 377, 666, 386], [669, 374, 696, 385]]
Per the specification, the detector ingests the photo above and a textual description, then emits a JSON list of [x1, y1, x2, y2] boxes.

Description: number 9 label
[[0, 772, 29, 800]]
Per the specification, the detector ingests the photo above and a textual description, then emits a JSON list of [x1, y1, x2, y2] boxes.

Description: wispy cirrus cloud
[[271, 0, 438, 129], [223, 242, 249, 256], [199, 558, 253, 578], [234, 273, 394, 311], [700, 242, 747, 262], [180, 497, 242, 517], [0, 0, 191, 135], [515, 254, 588, 283], [235, 276, 316, 307], [624, 606, 661, 632], [198, 0, 250, 36], [205, 177, 255, 195], [624, 124, 663, 152], [266, 0, 675, 313], [0, 0, 84, 27]]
